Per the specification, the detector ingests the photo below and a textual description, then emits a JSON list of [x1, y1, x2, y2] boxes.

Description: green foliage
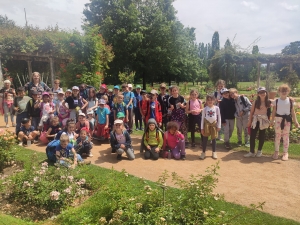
[[0, 130, 16, 172], [265, 72, 278, 92], [3, 154, 90, 216], [284, 70, 299, 90], [118, 71, 135, 84]]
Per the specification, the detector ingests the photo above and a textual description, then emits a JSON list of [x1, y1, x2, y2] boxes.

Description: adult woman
[[51, 79, 63, 103], [0, 80, 16, 127], [24, 72, 50, 97]]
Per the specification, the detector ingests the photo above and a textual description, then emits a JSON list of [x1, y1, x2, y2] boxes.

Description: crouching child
[[74, 127, 93, 157], [55, 134, 91, 168], [110, 119, 135, 161], [18, 118, 39, 146]]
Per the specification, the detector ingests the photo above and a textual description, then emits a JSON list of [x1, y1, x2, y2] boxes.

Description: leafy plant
[[118, 71, 135, 84], [0, 130, 16, 171]]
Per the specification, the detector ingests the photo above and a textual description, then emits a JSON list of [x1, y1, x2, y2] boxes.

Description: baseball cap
[[128, 84, 133, 88], [141, 90, 147, 94], [114, 119, 123, 124], [99, 99, 106, 105], [114, 85, 120, 90], [66, 89, 72, 93], [78, 112, 86, 117], [100, 84, 107, 89], [31, 90, 39, 95], [136, 85, 141, 89], [160, 83, 166, 88], [21, 118, 30, 124], [57, 90, 65, 95], [150, 89, 158, 95], [220, 88, 229, 94], [72, 86, 79, 90], [42, 92, 50, 97], [108, 89, 113, 93], [257, 87, 267, 93], [117, 112, 125, 118], [87, 110, 94, 115]]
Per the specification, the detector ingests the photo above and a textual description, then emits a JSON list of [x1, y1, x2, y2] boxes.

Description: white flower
[[64, 188, 72, 194], [160, 217, 166, 221], [99, 217, 106, 223], [50, 191, 60, 200], [67, 176, 74, 182], [23, 181, 31, 188], [41, 162, 48, 168], [33, 177, 40, 183], [60, 175, 66, 179]]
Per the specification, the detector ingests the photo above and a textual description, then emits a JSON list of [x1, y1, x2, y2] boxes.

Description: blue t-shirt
[[55, 143, 73, 158], [20, 126, 35, 136], [96, 107, 110, 124], [133, 92, 142, 108], [123, 91, 134, 109], [150, 102, 156, 119], [113, 102, 127, 115]]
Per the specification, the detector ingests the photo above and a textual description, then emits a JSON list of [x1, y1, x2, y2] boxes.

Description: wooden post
[[49, 57, 55, 87], [27, 60, 32, 81], [257, 61, 261, 88], [0, 54, 3, 88]]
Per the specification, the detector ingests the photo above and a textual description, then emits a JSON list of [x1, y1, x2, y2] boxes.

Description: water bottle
[[27, 140, 31, 146], [168, 150, 171, 159]]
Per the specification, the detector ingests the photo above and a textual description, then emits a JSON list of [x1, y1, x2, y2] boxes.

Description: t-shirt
[[115, 133, 126, 144], [150, 101, 156, 119], [157, 94, 169, 115], [61, 132, 75, 145], [274, 98, 291, 115], [65, 96, 81, 109], [14, 96, 31, 114], [113, 102, 127, 115], [201, 106, 221, 129], [49, 125, 60, 135], [123, 91, 134, 109], [0, 88, 15, 103], [20, 126, 35, 136], [168, 96, 185, 110], [189, 99, 202, 115], [96, 107, 110, 124], [55, 143, 73, 158], [41, 102, 53, 116], [134, 92, 142, 108], [88, 98, 98, 111]]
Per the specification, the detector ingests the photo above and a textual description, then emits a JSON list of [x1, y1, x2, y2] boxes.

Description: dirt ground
[[2, 118, 300, 222]]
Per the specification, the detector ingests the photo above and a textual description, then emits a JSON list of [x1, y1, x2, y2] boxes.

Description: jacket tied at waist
[[275, 114, 292, 130], [251, 114, 270, 130]]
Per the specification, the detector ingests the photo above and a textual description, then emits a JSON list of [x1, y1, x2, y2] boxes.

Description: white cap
[[150, 89, 158, 95], [99, 99, 106, 105], [128, 84, 133, 88], [114, 119, 123, 124], [87, 110, 93, 115], [72, 86, 79, 90], [78, 112, 86, 117], [66, 89, 72, 93], [57, 90, 65, 95], [220, 88, 229, 94]]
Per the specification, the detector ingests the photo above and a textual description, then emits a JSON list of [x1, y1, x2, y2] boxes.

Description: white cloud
[[279, 2, 298, 11], [241, 1, 259, 10]]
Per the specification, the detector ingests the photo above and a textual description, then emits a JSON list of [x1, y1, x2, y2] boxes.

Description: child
[[113, 94, 128, 121], [46, 116, 61, 141], [95, 99, 110, 139], [168, 86, 188, 143], [14, 87, 31, 134], [200, 95, 221, 159], [140, 90, 149, 129], [101, 95, 110, 110], [186, 90, 203, 147], [157, 83, 169, 130], [214, 79, 226, 141], [57, 91, 70, 126], [229, 88, 252, 147], [133, 85, 143, 131], [60, 119, 78, 146], [143, 118, 163, 160], [244, 87, 271, 158], [270, 84, 299, 161], [65, 89, 72, 98], [63, 86, 88, 121], [55, 134, 90, 169], [122, 83, 134, 132], [87, 88, 98, 114], [38, 92, 55, 129], [219, 88, 236, 149], [74, 127, 93, 157], [110, 119, 134, 161], [161, 121, 186, 160], [76, 113, 90, 134], [18, 118, 39, 146], [0, 80, 16, 128], [27, 90, 41, 130], [87, 110, 95, 132], [96, 84, 108, 100], [144, 90, 162, 127]]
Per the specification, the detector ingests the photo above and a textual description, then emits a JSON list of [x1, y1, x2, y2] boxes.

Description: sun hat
[[150, 89, 158, 95], [220, 88, 229, 94], [257, 87, 267, 93], [4, 80, 11, 84], [128, 84, 133, 88], [114, 119, 123, 124], [72, 86, 79, 90], [66, 89, 72, 93], [117, 112, 125, 118], [78, 112, 86, 117], [99, 99, 106, 105]]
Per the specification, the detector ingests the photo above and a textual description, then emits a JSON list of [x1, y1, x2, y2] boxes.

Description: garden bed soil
[[1, 118, 300, 222]]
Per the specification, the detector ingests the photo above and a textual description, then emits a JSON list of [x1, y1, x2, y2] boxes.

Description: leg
[[144, 150, 151, 159], [282, 121, 291, 153], [150, 146, 159, 160], [171, 144, 181, 160], [125, 147, 135, 160], [128, 108, 133, 130], [223, 120, 230, 143], [236, 117, 243, 143], [250, 122, 259, 153], [9, 105, 15, 125], [202, 136, 208, 152], [3, 103, 9, 125], [17, 131, 25, 142], [274, 117, 282, 152], [243, 116, 249, 144], [229, 119, 235, 140], [257, 127, 266, 151], [211, 139, 216, 152], [134, 108, 139, 129], [189, 115, 196, 144]]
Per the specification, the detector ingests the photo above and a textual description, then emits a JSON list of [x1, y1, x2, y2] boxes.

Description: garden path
[[3, 119, 300, 222]]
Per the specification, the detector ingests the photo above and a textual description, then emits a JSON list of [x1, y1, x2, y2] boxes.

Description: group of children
[[5, 76, 298, 166]]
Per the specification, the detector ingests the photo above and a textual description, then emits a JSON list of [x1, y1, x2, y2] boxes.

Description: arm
[[71, 148, 77, 166], [158, 132, 163, 149], [243, 97, 252, 113], [247, 103, 256, 127], [127, 93, 133, 107], [162, 132, 167, 150], [270, 105, 276, 127], [46, 127, 54, 138], [143, 133, 150, 149], [105, 114, 109, 128], [81, 98, 88, 110], [157, 102, 162, 124], [219, 102, 226, 124], [89, 100, 98, 111], [291, 104, 299, 128], [125, 131, 132, 148]]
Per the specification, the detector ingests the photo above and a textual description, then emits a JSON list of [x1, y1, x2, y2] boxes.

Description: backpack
[[275, 98, 293, 128], [145, 129, 161, 142], [240, 96, 248, 108], [114, 102, 127, 115], [46, 139, 60, 162]]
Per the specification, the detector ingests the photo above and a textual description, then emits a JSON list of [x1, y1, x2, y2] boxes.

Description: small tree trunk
[[143, 72, 146, 90]]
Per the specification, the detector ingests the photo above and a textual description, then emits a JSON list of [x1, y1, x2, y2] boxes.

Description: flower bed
[[0, 130, 16, 172]]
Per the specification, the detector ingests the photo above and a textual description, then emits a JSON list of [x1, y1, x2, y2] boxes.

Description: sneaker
[[191, 143, 196, 148], [244, 142, 250, 148], [225, 142, 231, 149], [12, 123, 16, 127], [256, 151, 262, 158], [212, 152, 218, 159], [217, 138, 224, 142], [244, 152, 255, 158], [180, 155, 186, 160], [117, 154, 122, 160], [282, 152, 289, 161], [89, 153, 93, 157], [5, 124, 9, 128], [79, 160, 91, 165], [18, 142, 23, 146], [272, 151, 279, 160], [199, 152, 206, 160], [33, 140, 39, 144], [237, 141, 242, 147], [139, 127, 144, 131]]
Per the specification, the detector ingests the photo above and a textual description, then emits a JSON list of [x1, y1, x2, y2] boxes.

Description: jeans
[[116, 147, 135, 160], [250, 121, 266, 153], [16, 112, 28, 134], [31, 117, 41, 130], [3, 102, 14, 124], [223, 119, 235, 143], [236, 115, 249, 143]]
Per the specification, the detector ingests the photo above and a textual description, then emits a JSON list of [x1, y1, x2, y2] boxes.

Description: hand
[[270, 121, 274, 127], [247, 122, 251, 128], [79, 141, 82, 146], [120, 144, 126, 149], [201, 129, 205, 136], [104, 125, 108, 129], [295, 122, 299, 128], [147, 145, 151, 150], [158, 122, 162, 127], [217, 128, 221, 131], [175, 130, 181, 135], [170, 105, 174, 110], [239, 111, 244, 117], [155, 147, 159, 152], [14, 107, 19, 111]]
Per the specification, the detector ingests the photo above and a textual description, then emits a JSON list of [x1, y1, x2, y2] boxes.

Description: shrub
[[0, 130, 16, 172]]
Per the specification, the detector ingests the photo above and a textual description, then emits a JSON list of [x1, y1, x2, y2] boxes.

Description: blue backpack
[[46, 139, 60, 162]]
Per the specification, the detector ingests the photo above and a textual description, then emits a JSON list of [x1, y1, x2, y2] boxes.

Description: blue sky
[[0, 0, 299, 54]]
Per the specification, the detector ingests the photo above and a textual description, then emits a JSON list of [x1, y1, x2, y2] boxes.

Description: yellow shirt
[[144, 129, 163, 148]]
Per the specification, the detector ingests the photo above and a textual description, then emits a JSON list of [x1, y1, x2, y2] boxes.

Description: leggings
[[134, 107, 142, 129], [274, 117, 290, 153], [202, 137, 216, 152], [250, 121, 266, 153], [189, 114, 202, 143]]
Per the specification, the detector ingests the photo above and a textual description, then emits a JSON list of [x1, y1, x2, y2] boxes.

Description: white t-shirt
[[42, 103, 52, 116], [274, 98, 291, 115], [201, 105, 221, 129]]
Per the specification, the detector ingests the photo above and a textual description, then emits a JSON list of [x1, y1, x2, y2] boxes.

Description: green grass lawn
[[1, 147, 299, 224]]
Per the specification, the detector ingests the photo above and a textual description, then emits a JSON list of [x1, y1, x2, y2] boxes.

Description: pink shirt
[[189, 99, 202, 115], [163, 131, 184, 150]]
